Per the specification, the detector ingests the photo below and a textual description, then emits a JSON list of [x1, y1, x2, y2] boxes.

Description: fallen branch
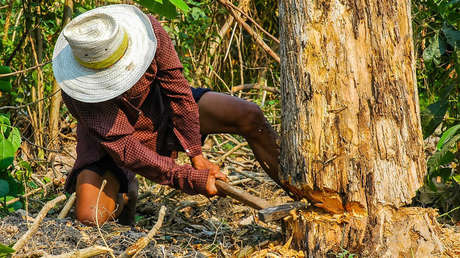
[[119, 205, 167, 258], [217, 142, 248, 165], [31, 174, 47, 196], [12, 194, 67, 253], [232, 83, 279, 93], [0, 89, 61, 110], [228, 167, 264, 183], [57, 192, 76, 219], [43, 245, 113, 258], [218, 0, 280, 63], [231, 178, 252, 186]]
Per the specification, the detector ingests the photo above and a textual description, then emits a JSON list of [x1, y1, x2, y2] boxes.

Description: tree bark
[[279, 0, 444, 256]]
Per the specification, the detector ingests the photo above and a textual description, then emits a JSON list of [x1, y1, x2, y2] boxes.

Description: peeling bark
[[279, 0, 436, 256]]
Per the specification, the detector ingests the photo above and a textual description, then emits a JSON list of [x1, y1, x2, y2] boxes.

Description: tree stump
[[278, 0, 451, 256]]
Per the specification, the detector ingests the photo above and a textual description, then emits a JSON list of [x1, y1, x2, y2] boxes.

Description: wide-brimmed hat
[[52, 4, 157, 103]]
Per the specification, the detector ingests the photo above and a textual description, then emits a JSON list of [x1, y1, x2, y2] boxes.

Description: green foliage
[[0, 243, 15, 258], [414, 0, 459, 129], [416, 123, 460, 223], [426, 125, 459, 189], [0, 114, 25, 215], [0, 114, 21, 170], [0, 66, 12, 92], [334, 248, 357, 258], [135, 0, 190, 18], [412, 0, 460, 224]]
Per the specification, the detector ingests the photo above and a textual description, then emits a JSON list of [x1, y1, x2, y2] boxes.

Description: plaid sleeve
[[62, 94, 209, 195], [151, 16, 203, 158]]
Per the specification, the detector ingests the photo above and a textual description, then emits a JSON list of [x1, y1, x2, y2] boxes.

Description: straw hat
[[52, 4, 157, 103]]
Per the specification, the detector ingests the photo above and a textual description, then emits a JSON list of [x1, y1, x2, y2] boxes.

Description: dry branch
[[0, 60, 51, 78], [43, 245, 113, 258], [223, 0, 280, 44], [119, 205, 167, 258], [228, 167, 263, 183], [217, 142, 248, 165], [57, 192, 76, 219], [232, 83, 279, 93], [218, 0, 280, 63], [230, 178, 252, 186], [12, 194, 67, 253]]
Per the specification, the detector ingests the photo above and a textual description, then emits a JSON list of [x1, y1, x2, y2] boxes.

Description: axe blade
[[258, 201, 308, 222]]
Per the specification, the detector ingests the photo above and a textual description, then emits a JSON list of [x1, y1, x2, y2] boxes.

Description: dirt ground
[[0, 137, 296, 257]]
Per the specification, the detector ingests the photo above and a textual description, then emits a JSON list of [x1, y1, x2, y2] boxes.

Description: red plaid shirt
[[62, 15, 209, 195]]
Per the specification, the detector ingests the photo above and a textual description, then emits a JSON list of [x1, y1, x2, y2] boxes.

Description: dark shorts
[[70, 87, 211, 193]]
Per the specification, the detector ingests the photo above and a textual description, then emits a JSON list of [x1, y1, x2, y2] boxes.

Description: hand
[[191, 155, 228, 196]]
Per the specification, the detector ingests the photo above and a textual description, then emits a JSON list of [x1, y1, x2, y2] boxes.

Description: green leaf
[[137, 0, 178, 18], [0, 243, 15, 256], [423, 34, 447, 63], [169, 0, 190, 12], [15, 160, 32, 181], [8, 127, 21, 151], [0, 125, 21, 170], [0, 138, 15, 170], [437, 167, 453, 181], [0, 66, 12, 92], [421, 99, 449, 138], [4, 175, 23, 196], [428, 134, 460, 171], [0, 114, 10, 126], [0, 179, 9, 197], [442, 25, 460, 49], [437, 124, 460, 150], [7, 198, 22, 211], [453, 174, 460, 184]]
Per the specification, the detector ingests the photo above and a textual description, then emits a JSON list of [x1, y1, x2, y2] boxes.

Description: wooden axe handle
[[215, 180, 270, 210]]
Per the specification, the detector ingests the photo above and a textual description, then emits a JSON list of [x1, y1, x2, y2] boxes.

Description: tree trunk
[[279, 0, 445, 256]]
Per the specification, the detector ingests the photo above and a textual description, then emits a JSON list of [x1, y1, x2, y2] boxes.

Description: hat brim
[[52, 4, 157, 103]]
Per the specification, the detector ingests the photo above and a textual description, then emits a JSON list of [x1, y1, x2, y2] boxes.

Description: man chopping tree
[[53, 4, 280, 225]]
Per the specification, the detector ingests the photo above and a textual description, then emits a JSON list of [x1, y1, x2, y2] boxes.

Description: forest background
[[0, 0, 458, 241]]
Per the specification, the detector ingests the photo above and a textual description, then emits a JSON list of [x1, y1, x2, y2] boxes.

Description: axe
[[215, 180, 308, 222]]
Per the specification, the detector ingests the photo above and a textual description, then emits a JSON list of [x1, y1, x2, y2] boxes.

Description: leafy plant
[[334, 248, 357, 258], [413, 0, 459, 135], [412, 0, 460, 224], [416, 124, 460, 223], [135, 0, 190, 18], [0, 113, 24, 214], [0, 243, 14, 258]]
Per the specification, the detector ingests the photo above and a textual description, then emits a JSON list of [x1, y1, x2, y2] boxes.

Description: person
[[53, 4, 280, 226]]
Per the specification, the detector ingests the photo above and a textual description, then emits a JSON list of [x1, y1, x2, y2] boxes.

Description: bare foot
[[117, 177, 138, 225]]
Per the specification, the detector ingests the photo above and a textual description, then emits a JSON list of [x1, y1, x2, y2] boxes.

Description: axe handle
[[215, 180, 270, 210]]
